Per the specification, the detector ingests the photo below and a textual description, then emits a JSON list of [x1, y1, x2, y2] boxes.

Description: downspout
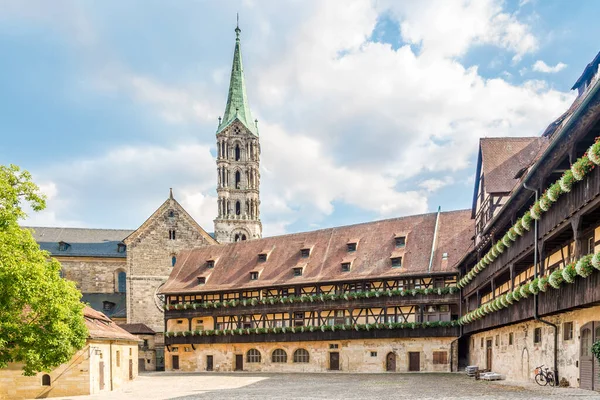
[[428, 206, 441, 272], [110, 341, 114, 391], [523, 183, 558, 384]]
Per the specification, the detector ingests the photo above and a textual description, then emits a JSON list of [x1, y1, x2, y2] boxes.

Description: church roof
[[27, 226, 133, 258], [216, 23, 258, 136], [161, 209, 474, 294]]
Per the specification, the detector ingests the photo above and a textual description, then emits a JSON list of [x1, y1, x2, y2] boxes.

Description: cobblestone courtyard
[[51, 372, 600, 400]]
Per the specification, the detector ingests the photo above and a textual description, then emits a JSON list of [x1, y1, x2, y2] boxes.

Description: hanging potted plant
[[521, 212, 533, 231], [512, 287, 522, 301], [530, 202, 543, 220], [538, 276, 550, 292], [592, 252, 600, 270], [519, 284, 530, 298], [587, 139, 600, 164], [559, 170, 576, 192], [571, 155, 594, 181], [562, 262, 578, 283], [548, 269, 564, 289], [539, 194, 552, 212], [576, 254, 594, 278], [547, 182, 562, 202], [529, 278, 540, 295]]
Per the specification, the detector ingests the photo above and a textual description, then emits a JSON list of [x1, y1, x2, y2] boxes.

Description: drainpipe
[[523, 183, 558, 384], [110, 341, 114, 391]]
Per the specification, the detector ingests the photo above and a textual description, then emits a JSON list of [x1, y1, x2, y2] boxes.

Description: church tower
[[214, 22, 262, 243]]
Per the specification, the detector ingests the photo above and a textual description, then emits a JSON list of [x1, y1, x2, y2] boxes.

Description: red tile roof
[[480, 137, 548, 194], [161, 210, 473, 295], [84, 306, 140, 342]]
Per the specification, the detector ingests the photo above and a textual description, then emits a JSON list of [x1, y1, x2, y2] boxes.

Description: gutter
[[523, 183, 558, 385], [482, 78, 600, 237], [428, 206, 442, 273]]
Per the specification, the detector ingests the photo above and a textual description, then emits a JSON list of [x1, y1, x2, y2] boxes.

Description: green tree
[[0, 164, 87, 375]]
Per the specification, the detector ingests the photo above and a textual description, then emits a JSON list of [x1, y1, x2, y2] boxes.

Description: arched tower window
[[235, 145, 241, 161], [117, 271, 126, 293], [241, 234, 247, 241], [236, 201, 241, 215], [42, 374, 51, 386], [235, 171, 241, 189]]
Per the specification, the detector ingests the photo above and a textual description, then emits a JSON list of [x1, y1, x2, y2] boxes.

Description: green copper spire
[[217, 18, 258, 136]]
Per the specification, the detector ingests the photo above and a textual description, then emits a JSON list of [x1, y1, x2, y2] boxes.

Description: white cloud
[[532, 60, 567, 73], [419, 177, 455, 193]]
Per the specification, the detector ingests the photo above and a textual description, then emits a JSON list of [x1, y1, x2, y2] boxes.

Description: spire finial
[[235, 13, 241, 40], [169, 188, 173, 199]]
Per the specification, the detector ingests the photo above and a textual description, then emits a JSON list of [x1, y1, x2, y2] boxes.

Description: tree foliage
[[0, 164, 87, 375]]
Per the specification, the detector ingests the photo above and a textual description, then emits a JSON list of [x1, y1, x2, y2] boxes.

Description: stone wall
[[125, 197, 215, 333], [164, 337, 455, 373], [57, 256, 126, 294], [0, 341, 138, 400], [467, 305, 600, 388]]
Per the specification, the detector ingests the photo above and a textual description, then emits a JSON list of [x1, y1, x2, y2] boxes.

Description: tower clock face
[[154, 281, 166, 312]]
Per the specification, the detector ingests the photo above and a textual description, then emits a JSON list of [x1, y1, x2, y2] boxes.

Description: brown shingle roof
[[480, 137, 548, 194], [118, 323, 156, 335], [84, 306, 140, 342], [161, 210, 473, 295]]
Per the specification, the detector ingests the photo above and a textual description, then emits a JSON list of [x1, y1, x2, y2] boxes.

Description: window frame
[[341, 262, 351, 272], [271, 349, 288, 363], [563, 322, 573, 341], [534, 327, 542, 344], [246, 349, 262, 363], [391, 257, 402, 268], [293, 348, 309, 363]]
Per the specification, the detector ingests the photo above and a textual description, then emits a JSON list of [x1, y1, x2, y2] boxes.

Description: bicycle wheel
[[535, 373, 547, 386], [546, 372, 555, 386]]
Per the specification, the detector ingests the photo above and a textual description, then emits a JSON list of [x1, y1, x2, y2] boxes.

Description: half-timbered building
[[160, 210, 472, 372], [456, 52, 600, 390]]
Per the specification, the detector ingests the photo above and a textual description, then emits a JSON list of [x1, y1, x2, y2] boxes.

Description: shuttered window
[[432, 351, 448, 364]]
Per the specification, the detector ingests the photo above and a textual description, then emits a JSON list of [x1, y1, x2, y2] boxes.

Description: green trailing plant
[[560, 170, 575, 192], [546, 183, 562, 202], [538, 276, 549, 293], [572, 155, 594, 181], [548, 269, 564, 289], [592, 341, 600, 369], [576, 254, 594, 278], [562, 262, 577, 283]]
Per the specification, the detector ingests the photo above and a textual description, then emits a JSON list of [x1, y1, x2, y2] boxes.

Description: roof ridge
[[24, 226, 135, 232]]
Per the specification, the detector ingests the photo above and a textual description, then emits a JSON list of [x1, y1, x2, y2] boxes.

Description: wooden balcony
[[165, 293, 460, 319], [165, 326, 459, 345]]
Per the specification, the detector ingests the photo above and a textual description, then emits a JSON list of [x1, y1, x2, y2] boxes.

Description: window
[[391, 257, 402, 268], [258, 253, 268, 262], [168, 210, 175, 218], [581, 328, 591, 356], [197, 277, 206, 285], [42, 374, 51, 386], [293, 267, 303, 277], [115, 271, 126, 293], [171, 347, 179, 352], [250, 271, 259, 280], [293, 348, 309, 363], [395, 236, 406, 248], [143, 339, 149, 348], [329, 344, 339, 349], [235, 201, 241, 215], [235, 171, 241, 188], [480, 338, 484, 348], [341, 262, 351, 272], [433, 351, 448, 364], [177, 320, 183, 324], [235, 145, 241, 161], [534, 327, 542, 344], [247, 349, 261, 363], [207, 260, 215, 269], [495, 335, 499, 346], [116, 351, 121, 367], [103, 301, 115, 312], [563, 322, 573, 341], [442, 252, 448, 260], [586, 235, 595, 255], [300, 248, 311, 258], [184, 347, 192, 352], [129, 348, 132, 356], [509, 332, 514, 345], [272, 349, 287, 363], [117, 243, 126, 253], [169, 230, 176, 240], [171, 256, 177, 267], [347, 242, 357, 252], [58, 241, 70, 251], [370, 351, 377, 357]]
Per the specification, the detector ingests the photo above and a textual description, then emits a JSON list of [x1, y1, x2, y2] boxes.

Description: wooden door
[[235, 354, 243, 371], [129, 359, 134, 379], [329, 352, 340, 370], [138, 358, 145, 372], [486, 339, 493, 371], [580, 321, 600, 391], [172, 355, 179, 370], [99, 361, 105, 390], [408, 352, 420, 371], [207, 355, 214, 371], [386, 352, 396, 372]]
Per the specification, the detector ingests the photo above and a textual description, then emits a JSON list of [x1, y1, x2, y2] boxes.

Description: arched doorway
[[580, 321, 600, 391], [386, 352, 396, 372]]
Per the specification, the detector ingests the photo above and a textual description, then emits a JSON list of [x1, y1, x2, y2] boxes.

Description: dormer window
[[300, 248, 311, 258], [293, 267, 303, 277], [258, 253, 268, 262], [347, 242, 357, 252], [58, 241, 70, 251], [395, 236, 406, 248], [250, 271, 259, 280], [391, 257, 402, 268], [207, 260, 215, 269], [197, 277, 206, 285], [442, 252, 448, 260], [117, 243, 126, 253], [103, 301, 115, 311], [341, 262, 351, 272], [169, 230, 176, 240]]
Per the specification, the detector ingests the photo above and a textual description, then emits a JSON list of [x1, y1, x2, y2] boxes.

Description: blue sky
[[1, 0, 598, 236]]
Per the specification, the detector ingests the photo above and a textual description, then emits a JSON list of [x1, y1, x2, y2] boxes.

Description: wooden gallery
[[161, 53, 600, 390]]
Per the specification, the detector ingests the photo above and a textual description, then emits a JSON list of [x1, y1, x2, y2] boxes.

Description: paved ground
[[52, 372, 600, 400]]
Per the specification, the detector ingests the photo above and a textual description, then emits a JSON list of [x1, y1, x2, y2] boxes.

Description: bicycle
[[534, 365, 555, 386]]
